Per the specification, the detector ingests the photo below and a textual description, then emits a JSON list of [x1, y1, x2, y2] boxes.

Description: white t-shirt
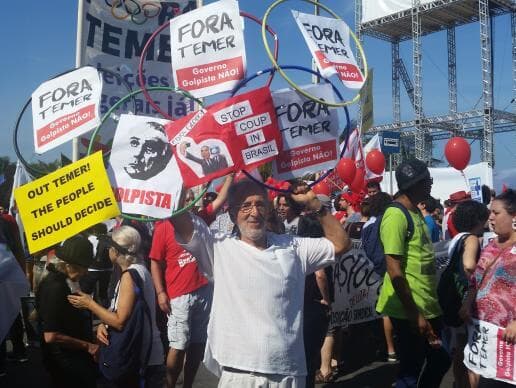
[[179, 215, 335, 377], [111, 263, 164, 366], [284, 216, 300, 235]]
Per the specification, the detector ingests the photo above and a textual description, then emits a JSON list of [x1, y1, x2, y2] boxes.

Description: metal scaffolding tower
[[356, 0, 516, 167]]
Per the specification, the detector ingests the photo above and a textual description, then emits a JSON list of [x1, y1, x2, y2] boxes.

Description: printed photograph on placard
[[177, 137, 233, 177], [108, 114, 183, 218]]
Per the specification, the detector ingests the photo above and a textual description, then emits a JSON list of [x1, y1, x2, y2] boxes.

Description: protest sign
[[464, 319, 516, 385], [80, 0, 196, 118], [331, 240, 383, 328], [170, 0, 246, 97], [272, 84, 340, 179], [167, 87, 281, 188], [108, 114, 182, 218], [14, 152, 120, 254], [361, 68, 374, 132], [293, 11, 364, 90], [0, 244, 30, 343], [31, 66, 102, 154]]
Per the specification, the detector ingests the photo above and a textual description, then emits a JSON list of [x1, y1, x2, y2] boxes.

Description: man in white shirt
[[171, 179, 350, 387]]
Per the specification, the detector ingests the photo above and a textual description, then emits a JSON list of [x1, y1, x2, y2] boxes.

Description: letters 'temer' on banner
[[14, 152, 120, 254], [31, 66, 103, 154], [108, 114, 183, 219], [464, 319, 516, 385], [272, 83, 340, 180], [170, 0, 246, 98], [79, 0, 197, 119], [293, 11, 365, 90], [166, 87, 281, 188]]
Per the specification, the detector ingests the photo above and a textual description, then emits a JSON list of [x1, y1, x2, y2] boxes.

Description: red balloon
[[350, 168, 365, 193], [445, 137, 471, 171], [336, 158, 357, 185], [312, 181, 331, 196], [365, 150, 386, 175]]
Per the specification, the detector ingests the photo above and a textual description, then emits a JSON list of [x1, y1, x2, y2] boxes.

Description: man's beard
[[238, 223, 266, 242]]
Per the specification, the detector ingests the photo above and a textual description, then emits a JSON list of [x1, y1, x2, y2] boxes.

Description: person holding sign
[[170, 179, 350, 386], [460, 189, 516, 387], [35, 235, 98, 388]]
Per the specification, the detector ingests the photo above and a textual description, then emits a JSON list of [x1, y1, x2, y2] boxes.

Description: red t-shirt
[[149, 220, 208, 299]]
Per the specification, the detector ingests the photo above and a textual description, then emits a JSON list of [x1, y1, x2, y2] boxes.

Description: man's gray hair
[[112, 225, 142, 267], [227, 179, 268, 211]]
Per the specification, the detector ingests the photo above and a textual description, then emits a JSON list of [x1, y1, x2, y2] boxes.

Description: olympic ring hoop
[[13, 67, 137, 179], [138, 11, 280, 120], [261, 0, 368, 108], [109, 0, 161, 25], [230, 65, 351, 193], [87, 86, 207, 221]]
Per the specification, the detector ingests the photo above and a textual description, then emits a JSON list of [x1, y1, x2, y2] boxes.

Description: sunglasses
[[98, 235, 131, 255]]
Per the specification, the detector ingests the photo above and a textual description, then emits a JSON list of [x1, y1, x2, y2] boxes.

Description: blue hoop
[[230, 65, 352, 193]]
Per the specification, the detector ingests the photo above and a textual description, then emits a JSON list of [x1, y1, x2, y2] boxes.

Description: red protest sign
[[166, 87, 281, 188]]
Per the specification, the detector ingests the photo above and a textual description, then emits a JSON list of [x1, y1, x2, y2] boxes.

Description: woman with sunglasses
[[68, 226, 164, 387]]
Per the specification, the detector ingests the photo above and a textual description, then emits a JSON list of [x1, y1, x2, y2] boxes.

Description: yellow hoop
[[261, 0, 368, 108]]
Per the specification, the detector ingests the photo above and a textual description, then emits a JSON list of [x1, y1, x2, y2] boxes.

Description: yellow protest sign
[[15, 152, 120, 254]]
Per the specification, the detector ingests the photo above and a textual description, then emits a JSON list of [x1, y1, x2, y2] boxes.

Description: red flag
[[166, 87, 281, 188]]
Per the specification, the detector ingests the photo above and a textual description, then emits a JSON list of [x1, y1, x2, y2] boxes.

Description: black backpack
[[99, 269, 153, 382], [361, 202, 415, 276], [437, 233, 472, 327]]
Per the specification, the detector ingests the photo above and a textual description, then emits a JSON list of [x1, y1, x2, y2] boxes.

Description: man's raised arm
[[170, 189, 194, 244], [291, 184, 350, 255]]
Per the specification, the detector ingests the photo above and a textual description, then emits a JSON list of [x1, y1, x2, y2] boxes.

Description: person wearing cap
[[376, 159, 451, 388], [35, 235, 98, 388], [443, 191, 472, 240], [67, 226, 165, 387]]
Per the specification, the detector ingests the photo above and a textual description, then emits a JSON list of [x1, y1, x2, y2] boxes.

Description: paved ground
[[1, 343, 454, 388]]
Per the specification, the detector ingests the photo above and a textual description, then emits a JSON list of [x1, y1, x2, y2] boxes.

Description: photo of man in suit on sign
[[179, 142, 229, 176]]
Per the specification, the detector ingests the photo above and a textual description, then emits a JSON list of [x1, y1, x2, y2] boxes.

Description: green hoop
[[87, 86, 207, 222], [261, 0, 368, 108]]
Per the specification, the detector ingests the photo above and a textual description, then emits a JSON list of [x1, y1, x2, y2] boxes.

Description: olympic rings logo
[[105, 0, 167, 25]]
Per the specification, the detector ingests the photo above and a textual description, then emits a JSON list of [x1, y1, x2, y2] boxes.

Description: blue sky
[[0, 0, 514, 185]]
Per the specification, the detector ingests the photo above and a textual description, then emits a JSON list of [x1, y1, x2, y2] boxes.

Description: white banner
[[272, 84, 339, 179], [331, 241, 383, 327], [381, 162, 493, 203], [80, 0, 196, 118], [170, 0, 246, 98], [108, 114, 182, 218], [361, 0, 435, 24], [293, 11, 364, 90], [0, 244, 30, 343], [32, 67, 102, 154], [464, 319, 516, 385]]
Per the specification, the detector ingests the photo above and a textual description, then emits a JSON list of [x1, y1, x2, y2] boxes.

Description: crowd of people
[[0, 160, 515, 388]]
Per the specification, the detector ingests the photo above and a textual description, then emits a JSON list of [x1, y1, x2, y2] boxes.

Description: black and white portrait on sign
[[108, 114, 183, 219], [123, 121, 173, 180]]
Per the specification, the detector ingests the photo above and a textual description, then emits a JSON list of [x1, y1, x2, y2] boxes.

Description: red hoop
[[137, 10, 280, 120]]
